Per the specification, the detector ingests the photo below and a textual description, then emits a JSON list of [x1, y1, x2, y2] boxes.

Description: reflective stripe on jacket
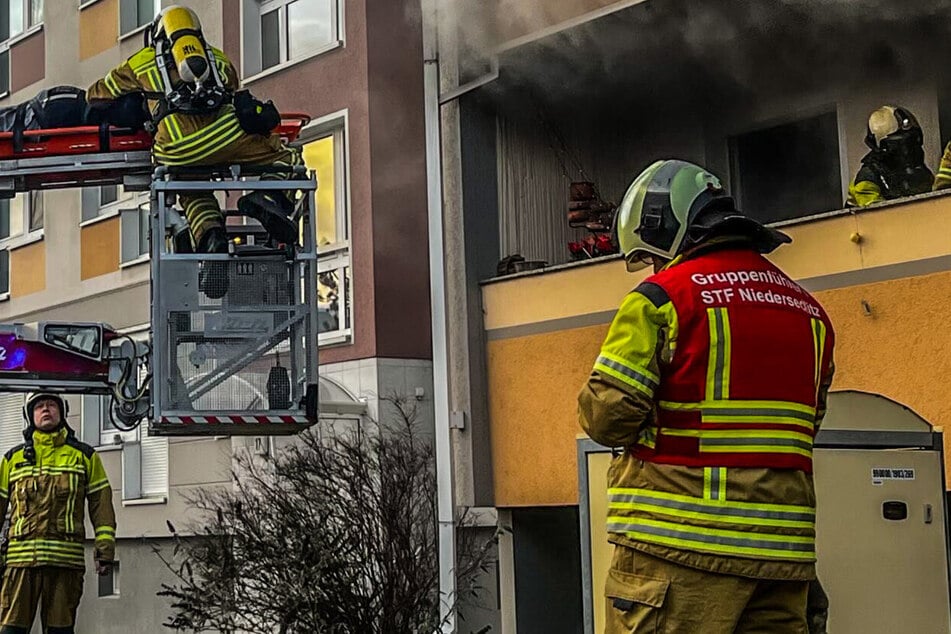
[[579, 242, 836, 577], [632, 248, 834, 473], [0, 427, 116, 569], [87, 46, 243, 166], [935, 141, 951, 192]]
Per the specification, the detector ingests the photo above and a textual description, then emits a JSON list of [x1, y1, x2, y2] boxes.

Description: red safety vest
[[633, 247, 834, 473]]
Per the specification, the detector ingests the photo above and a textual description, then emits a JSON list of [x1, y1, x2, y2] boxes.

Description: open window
[[729, 111, 843, 224]]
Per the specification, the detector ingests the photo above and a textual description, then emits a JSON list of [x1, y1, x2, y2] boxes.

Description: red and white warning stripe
[[159, 415, 312, 425]]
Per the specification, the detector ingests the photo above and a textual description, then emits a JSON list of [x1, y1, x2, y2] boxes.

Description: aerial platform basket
[[148, 162, 319, 437]]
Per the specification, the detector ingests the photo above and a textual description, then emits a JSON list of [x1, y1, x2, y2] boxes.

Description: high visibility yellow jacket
[[578, 243, 836, 581], [935, 142, 951, 192], [87, 46, 242, 166], [0, 427, 116, 569]]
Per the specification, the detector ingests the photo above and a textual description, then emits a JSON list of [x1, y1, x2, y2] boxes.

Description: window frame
[[727, 106, 845, 225], [0, 44, 9, 98], [118, 0, 159, 38], [3, 0, 43, 44], [0, 190, 44, 301], [297, 111, 353, 347], [83, 394, 138, 447], [81, 185, 143, 227], [119, 199, 151, 267], [241, 0, 344, 81], [97, 560, 120, 598], [26, 0, 41, 29]]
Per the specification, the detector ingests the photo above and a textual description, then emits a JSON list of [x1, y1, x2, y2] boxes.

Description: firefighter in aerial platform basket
[[578, 160, 836, 633], [0, 393, 116, 634], [848, 105, 934, 207], [86, 5, 304, 299]]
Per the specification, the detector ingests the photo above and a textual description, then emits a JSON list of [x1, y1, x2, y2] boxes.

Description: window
[[729, 111, 842, 224], [82, 185, 137, 223], [301, 118, 351, 344], [0, 192, 42, 297], [119, 0, 158, 36], [120, 205, 150, 264], [0, 393, 23, 456], [27, 0, 39, 28], [83, 395, 135, 446], [0, 250, 8, 296], [100, 185, 118, 207], [0, 48, 8, 96], [28, 190, 42, 232], [2, 0, 43, 41], [98, 561, 120, 598], [246, 0, 341, 76], [0, 191, 45, 236]]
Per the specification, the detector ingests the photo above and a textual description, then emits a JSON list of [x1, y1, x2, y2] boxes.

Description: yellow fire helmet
[[153, 6, 211, 84]]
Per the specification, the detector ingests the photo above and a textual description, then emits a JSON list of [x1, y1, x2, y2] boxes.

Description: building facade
[[431, 0, 951, 631], [0, 0, 433, 630]]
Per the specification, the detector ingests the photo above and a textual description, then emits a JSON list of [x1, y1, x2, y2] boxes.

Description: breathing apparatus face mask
[[877, 130, 924, 170]]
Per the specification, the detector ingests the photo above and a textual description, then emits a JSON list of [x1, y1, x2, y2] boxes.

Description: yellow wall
[[80, 0, 118, 61], [484, 194, 951, 506], [81, 218, 119, 280], [10, 240, 45, 297], [488, 324, 608, 506]]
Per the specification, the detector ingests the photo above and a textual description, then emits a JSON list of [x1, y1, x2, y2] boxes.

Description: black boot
[[237, 191, 298, 245], [197, 226, 230, 300]]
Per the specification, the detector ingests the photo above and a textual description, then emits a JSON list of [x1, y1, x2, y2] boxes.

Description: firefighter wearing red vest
[[578, 159, 836, 633]]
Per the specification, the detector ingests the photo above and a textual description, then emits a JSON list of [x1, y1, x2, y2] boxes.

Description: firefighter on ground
[[847, 105, 933, 207], [86, 5, 303, 299], [0, 392, 116, 634], [578, 159, 836, 633]]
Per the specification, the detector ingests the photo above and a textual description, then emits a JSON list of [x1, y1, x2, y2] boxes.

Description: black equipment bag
[[233, 89, 280, 136]]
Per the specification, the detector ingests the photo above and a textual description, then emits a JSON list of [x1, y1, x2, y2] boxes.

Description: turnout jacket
[[87, 46, 241, 166], [579, 242, 835, 580], [0, 427, 116, 569]]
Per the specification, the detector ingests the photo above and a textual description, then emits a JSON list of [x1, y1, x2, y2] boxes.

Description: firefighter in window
[[86, 5, 303, 299], [0, 393, 116, 634], [847, 105, 934, 207], [579, 160, 836, 633]]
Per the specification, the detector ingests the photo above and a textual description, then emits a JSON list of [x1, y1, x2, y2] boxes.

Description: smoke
[[441, 0, 951, 118]]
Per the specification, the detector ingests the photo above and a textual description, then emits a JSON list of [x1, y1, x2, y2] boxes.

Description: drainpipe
[[422, 0, 458, 631]]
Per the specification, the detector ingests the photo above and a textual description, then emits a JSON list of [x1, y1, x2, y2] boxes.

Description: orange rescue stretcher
[[0, 112, 311, 194]]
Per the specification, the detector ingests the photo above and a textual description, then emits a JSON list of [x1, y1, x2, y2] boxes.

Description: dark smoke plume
[[443, 0, 951, 117]]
